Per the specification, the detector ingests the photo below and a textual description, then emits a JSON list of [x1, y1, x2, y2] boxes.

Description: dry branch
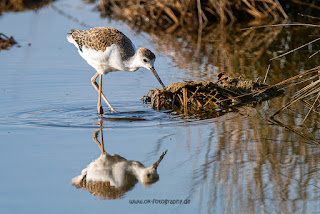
[[0, 33, 17, 50]]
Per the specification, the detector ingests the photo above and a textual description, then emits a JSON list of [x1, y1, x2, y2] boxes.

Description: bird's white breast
[[67, 35, 137, 74], [79, 44, 126, 75]]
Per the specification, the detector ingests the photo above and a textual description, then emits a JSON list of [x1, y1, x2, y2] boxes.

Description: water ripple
[[5, 105, 198, 129]]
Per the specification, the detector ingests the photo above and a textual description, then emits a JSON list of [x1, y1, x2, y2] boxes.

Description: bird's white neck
[[128, 162, 158, 186], [123, 52, 142, 72], [128, 162, 146, 179]]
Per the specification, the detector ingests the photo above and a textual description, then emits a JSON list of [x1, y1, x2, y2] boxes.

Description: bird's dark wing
[[70, 27, 135, 60]]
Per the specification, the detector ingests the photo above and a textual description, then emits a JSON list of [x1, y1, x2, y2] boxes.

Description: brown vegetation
[[0, 33, 17, 50], [97, 0, 287, 32], [142, 74, 284, 117], [0, 0, 51, 13]]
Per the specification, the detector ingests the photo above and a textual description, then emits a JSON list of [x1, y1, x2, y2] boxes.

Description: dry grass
[[0, 0, 51, 12], [0, 33, 17, 50], [272, 67, 320, 119], [97, 0, 287, 33]]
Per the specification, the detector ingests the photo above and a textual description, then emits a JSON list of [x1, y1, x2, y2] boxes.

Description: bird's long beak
[[150, 67, 166, 89], [152, 150, 168, 169]]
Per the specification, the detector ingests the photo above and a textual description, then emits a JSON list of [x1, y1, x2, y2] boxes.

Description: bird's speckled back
[[70, 27, 135, 60]]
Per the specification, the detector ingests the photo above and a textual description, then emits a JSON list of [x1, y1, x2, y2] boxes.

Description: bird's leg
[[99, 128, 106, 154], [93, 128, 106, 154], [91, 72, 116, 113], [97, 74, 104, 115]]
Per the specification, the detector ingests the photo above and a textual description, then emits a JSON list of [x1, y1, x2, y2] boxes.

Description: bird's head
[[136, 47, 166, 89], [140, 167, 160, 187], [137, 47, 156, 68], [139, 150, 167, 187]]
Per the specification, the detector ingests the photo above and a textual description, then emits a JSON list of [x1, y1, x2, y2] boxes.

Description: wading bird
[[67, 27, 166, 114]]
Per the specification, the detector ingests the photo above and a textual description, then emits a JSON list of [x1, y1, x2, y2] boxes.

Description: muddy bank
[[143, 74, 284, 118]]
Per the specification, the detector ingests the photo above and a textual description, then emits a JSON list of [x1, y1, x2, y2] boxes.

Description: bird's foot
[[97, 105, 104, 115], [107, 105, 117, 113], [109, 108, 117, 113]]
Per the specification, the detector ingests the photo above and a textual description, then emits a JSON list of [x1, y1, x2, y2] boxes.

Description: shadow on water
[[72, 126, 167, 199]]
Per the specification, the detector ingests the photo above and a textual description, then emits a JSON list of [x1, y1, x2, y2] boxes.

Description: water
[[1, 1, 320, 213]]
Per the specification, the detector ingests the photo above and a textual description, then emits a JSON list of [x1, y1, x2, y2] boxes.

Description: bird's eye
[[143, 58, 148, 63], [147, 173, 151, 178]]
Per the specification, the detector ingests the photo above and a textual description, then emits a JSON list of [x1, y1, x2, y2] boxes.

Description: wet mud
[[143, 74, 284, 118]]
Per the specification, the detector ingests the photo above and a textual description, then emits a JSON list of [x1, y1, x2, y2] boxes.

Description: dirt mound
[[142, 74, 284, 117]]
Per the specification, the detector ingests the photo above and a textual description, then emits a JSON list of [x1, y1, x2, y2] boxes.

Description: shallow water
[[1, 1, 320, 213]]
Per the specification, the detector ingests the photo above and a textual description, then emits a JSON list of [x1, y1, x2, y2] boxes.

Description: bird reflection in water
[[72, 128, 167, 199]]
